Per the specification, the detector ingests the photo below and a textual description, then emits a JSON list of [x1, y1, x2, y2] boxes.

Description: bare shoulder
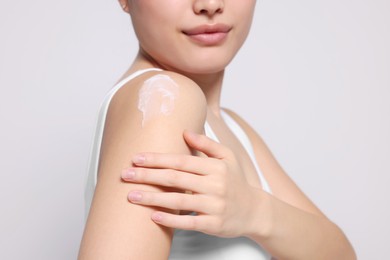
[[79, 70, 207, 259], [107, 70, 207, 135], [112, 70, 207, 115], [101, 70, 208, 159], [222, 108, 324, 217]]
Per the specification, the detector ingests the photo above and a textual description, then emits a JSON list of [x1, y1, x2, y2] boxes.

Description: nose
[[193, 0, 224, 16]]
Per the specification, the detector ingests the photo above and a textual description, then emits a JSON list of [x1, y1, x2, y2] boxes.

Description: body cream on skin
[[137, 74, 180, 127]]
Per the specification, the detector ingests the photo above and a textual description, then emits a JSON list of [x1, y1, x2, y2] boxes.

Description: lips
[[183, 24, 232, 46]]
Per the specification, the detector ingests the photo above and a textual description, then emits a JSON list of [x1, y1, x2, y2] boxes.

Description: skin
[[78, 0, 356, 259], [137, 74, 180, 127]]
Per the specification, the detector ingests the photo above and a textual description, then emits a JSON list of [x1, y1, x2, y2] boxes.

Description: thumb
[[183, 130, 229, 159]]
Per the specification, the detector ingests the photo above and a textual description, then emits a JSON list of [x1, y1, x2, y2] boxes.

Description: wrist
[[244, 187, 275, 241]]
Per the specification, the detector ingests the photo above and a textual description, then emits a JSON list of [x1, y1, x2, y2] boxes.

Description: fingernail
[[122, 169, 135, 180], [151, 212, 163, 222], [132, 154, 146, 165], [128, 191, 142, 202]]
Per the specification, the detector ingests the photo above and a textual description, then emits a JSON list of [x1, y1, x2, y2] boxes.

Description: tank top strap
[[114, 68, 163, 90], [106, 68, 163, 103], [204, 121, 220, 142], [220, 110, 272, 193]]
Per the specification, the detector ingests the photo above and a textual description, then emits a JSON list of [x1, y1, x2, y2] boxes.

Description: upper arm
[[79, 72, 207, 259], [222, 108, 325, 217]]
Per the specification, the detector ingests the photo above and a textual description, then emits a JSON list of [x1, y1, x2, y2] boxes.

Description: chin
[[182, 63, 228, 75], [141, 46, 236, 75], [166, 54, 235, 75]]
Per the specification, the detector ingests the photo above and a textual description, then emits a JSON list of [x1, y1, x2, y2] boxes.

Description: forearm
[[247, 189, 356, 260]]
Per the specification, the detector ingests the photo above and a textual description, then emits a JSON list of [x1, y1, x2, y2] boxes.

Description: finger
[[128, 191, 213, 213], [183, 130, 231, 159], [121, 168, 209, 194], [132, 153, 220, 175], [151, 211, 215, 234]]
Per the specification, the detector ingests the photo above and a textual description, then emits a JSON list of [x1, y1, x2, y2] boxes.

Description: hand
[[121, 130, 265, 238]]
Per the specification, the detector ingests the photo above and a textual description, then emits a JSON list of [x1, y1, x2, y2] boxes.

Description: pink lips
[[183, 24, 232, 46]]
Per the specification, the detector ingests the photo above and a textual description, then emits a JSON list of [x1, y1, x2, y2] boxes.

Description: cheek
[[131, 7, 182, 59], [232, 4, 256, 44], [232, 0, 255, 22]]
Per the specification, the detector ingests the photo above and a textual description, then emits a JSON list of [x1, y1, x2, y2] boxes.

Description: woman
[[79, 0, 356, 259]]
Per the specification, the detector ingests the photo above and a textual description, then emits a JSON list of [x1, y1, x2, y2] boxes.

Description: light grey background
[[0, 0, 389, 259]]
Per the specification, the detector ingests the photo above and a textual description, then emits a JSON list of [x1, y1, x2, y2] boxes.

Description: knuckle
[[214, 181, 227, 197], [166, 170, 180, 187], [214, 198, 227, 214], [173, 195, 186, 209], [215, 162, 228, 174], [188, 216, 199, 230], [212, 217, 224, 233], [172, 157, 185, 169]]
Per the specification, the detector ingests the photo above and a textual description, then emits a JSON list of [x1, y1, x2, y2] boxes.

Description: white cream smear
[[137, 74, 180, 127]]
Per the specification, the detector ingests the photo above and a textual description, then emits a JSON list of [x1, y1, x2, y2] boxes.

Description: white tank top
[[84, 68, 272, 260]]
